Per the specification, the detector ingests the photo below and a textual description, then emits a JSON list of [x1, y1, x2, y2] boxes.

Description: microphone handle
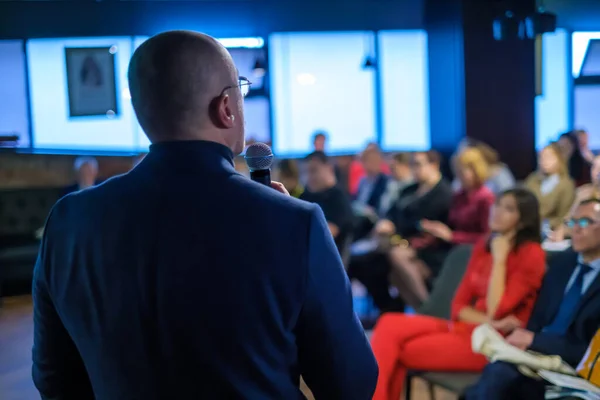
[[250, 169, 271, 187]]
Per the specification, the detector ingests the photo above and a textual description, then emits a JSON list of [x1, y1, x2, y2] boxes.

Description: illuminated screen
[[378, 30, 430, 151], [27, 36, 268, 153], [269, 32, 377, 157], [0, 40, 30, 148], [535, 29, 569, 149], [28, 37, 136, 151], [573, 32, 600, 150]]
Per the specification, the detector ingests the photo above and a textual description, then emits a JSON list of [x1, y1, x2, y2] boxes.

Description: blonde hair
[[540, 142, 569, 177], [456, 147, 490, 186]]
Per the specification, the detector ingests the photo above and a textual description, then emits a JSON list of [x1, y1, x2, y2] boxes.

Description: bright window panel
[[270, 32, 377, 156], [27, 37, 136, 151], [535, 29, 570, 150], [572, 32, 600, 77], [574, 85, 600, 150], [378, 30, 430, 151], [0, 40, 29, 148], [132, 36, 270, 151]]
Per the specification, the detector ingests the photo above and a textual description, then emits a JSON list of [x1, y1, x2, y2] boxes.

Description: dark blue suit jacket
[[32, 141, 378, 400], [527, 249, 600, 367], [355, 173, 389, 211]]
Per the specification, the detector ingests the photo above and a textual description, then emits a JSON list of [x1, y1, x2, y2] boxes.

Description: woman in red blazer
[[370, 187, 547, 400]]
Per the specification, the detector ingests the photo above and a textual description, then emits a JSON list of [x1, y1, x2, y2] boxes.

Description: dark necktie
[[544, 263, 593, 335]]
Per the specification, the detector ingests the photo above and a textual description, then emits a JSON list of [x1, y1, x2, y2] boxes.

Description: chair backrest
[[418, 244, 473, 319]]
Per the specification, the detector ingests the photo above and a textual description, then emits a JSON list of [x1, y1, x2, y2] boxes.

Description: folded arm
[[529, 333, 589, 367], [296, 206, 378, 399], [32, 210, 93, 400]]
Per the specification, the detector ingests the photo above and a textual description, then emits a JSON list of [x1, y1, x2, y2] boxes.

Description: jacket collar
[[141, 140, 236, 174]]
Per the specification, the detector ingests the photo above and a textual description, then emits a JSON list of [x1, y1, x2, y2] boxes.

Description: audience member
[[393, 147, 494, 307], [64, 156, 100, 196], [465, 198, 600, 400], [354, 146, 389, 214], [371, 188, 545, 400], [300, 151, 354, 255], [576, 129, 595, 164], [348, 142, 391, 196], [475, 141, 516, 195], [550, 155, 600, 241], [377, 151, 453, 308], [275, 159, 304, 198], [378, 152, 414, 217], [312, 131, 327, 152], [450, 138, 478, 192], [558, 132, 591, 186], [351, 146, 391, 240], [452, 140, 515, 195], [349, 151, 452, 312], [525, 142, 576, 231]]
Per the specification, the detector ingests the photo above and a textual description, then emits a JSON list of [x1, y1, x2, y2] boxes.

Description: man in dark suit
[[300, 151, 355, 257], [465, 198, 600, 400], [355, 146, 389, 214], [32, 30, 377, 400]]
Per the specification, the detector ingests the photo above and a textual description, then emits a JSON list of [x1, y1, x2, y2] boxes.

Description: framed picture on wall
[[65, 47, 118, 117]]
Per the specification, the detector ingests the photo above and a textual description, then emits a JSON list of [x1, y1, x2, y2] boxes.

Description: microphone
[[244, 143, 274, 186]]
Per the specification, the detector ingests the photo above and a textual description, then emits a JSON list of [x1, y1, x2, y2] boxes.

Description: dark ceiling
[[545, 0, 600, 30]]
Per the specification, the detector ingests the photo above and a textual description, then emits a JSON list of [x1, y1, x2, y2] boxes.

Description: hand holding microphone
[[244, 143, 289, 195]]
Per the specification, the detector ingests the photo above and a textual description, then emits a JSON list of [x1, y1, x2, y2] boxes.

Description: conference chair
[[404, 244, 480, 400]]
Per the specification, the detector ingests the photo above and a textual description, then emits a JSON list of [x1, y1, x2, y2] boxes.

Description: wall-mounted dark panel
[[0, 0, 424, 39]]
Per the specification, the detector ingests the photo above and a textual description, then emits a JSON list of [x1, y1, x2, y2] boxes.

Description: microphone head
[[244, 143, 274, 172]]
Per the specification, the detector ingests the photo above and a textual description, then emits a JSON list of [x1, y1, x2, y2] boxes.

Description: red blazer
[[451, 238, 546, 328], [448, 186, 495, 244]]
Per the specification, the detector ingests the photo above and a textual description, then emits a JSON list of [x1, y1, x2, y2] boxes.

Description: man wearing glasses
[[31, 30, 377, 400], [465, 198, 600, 400]]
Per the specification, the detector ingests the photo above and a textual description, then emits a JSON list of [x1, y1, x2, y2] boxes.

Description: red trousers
[[371, 313, 488, 400]]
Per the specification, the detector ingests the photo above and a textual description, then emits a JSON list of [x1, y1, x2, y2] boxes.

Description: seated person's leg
[[388, 246, 430, 309], [371, 314, 451, 400], [464, 361, 546, 400], [348, 252, 399, 312], [377, 331, 487, 400]]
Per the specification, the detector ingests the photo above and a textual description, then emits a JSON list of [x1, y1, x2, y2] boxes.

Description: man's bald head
[[128, 30, 245, 151]]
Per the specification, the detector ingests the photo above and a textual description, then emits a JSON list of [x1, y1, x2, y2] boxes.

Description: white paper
[[539, 370, 600, 395], [542, 239, 572, 252]]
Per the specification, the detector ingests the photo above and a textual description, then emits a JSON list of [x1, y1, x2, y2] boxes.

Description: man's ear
[[209, 95, 235, 129]]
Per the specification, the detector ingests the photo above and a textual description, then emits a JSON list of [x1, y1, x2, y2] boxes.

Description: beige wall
[[0, 153, 357, 189]]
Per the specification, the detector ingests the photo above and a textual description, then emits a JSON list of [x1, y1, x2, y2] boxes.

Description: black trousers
[[347, 251, 405, 313], [464, 361, 546, 400]]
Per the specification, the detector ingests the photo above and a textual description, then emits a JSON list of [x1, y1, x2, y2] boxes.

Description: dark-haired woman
[[370, 188, 546, 400], [558, 132, 591, 187]]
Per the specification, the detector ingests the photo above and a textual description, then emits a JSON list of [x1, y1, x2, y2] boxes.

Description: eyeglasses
[[221, 76, 252, 98], [566, 217, 598, 229]]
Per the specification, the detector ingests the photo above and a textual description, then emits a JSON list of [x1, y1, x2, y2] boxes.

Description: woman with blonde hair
[[451, 139, 515, 195], [387, 147, 495, 308], [524, 142, 575, 232]]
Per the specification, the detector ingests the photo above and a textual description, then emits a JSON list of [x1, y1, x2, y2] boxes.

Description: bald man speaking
[[31, 31, 377, 399]]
